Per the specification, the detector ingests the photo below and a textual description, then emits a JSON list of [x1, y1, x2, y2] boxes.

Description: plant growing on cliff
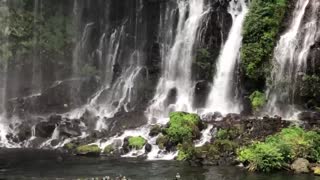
[[193, 48, 213, 80], [241, 0, 287, 81], [249, 91, 266, 112]]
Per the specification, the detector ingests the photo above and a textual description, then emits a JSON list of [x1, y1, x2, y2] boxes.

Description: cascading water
[[266, 0, 320, 117], [147, 0, 207, 121], [205, 0, 248, 114], [0, 0, 11, 147]]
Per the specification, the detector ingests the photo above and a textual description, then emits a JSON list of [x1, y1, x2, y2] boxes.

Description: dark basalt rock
[[58, 120, 82, 138], [35, 121, 56, 139], [145, 143, 152, 153], [103, 111, 148, 138], [80, 109, 99, 131], [6, 77, 100, 117], [149, 125, 162, 137], [193, 81, 211, 108], [202, 111, 223, 123], [16, 123, 32, 142]]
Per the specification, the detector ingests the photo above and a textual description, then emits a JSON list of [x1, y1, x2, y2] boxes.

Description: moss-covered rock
[[149, 125, 162, 137], [103, 145, 115, 155], [63, 142, 76, 151], [165, 112, 202, 144], [128, 136, 146, 150], [75, 144, 101, 156], [156, 135, 169, 150]]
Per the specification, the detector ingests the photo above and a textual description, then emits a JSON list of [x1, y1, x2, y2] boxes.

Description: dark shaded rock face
[[6, 78, 100, 117], [103, 111, 148, 138]]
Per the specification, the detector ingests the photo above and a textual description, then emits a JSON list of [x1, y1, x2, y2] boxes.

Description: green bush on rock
[[165, 112, 201, 144], [249, 91, 266, 112], [75, 144, 101, 156], [128, 136, 146, 150], [238, 126, 320, 172]]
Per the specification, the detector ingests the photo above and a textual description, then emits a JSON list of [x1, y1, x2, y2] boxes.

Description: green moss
[[238, 126, 320, 172], [249, 91, 266, 112], [75, 145, 101, 155], [193, 48, 214, 80], [128, 136, 146, 150], [63, 142, 76, 150], [241, 0, 288, 81], [103, 145, 115, 155], [156, 135, 169, 150], [216, 127, 239, 140], [149, 125, 162, 137], [177, 142, 195, 161], [165, 112, 201, 144]]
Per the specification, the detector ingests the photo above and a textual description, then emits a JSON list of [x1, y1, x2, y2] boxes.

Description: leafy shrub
[[241, 0, 287, 81], [238, 142, 284, 172], [249, 91, 266, 111], [165, 112, 201, 144], [128, 136, 146, 150], [177, 142, 195, 161], [238, 126, 320, 172], [193, 48, 213, 80]]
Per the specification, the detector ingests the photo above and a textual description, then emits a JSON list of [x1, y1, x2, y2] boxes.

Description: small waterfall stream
[[147, 0, 207, 121], [205, 0, 248, 114], [266, 0, 320, 117]]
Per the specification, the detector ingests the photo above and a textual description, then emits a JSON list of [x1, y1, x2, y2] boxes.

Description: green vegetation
[[177, 127, 239, 162], [128, 136, 146, 150], [103, 145, 115, 155], [156, 135, 169, 150], [75, 144, 101, 155], [63, 142, 76, 151], [165, 112, 201, 144], [238, 126, 320, 172], [177, 142, 195, 161], [241, 0, 288, 81], [193, 48, 214, 80], [249, 91, 266, 112]]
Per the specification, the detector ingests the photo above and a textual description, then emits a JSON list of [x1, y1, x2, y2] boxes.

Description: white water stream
[[205, 0, 248, 115], [266, 0, 320, 117]]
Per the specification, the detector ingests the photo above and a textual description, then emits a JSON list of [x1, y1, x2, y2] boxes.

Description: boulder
[[297, 111, 320, 124], [16, 123, 32, 142], [291, 158, 310, 173], [35, 121, 56, 138], [202, 112, 223, 123], [145, 143, 152, 153], [149, 125, 162, 137]]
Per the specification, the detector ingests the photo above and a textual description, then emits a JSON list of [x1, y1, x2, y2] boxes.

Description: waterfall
[[266, 0, 320, 117], [147, 0, 207, 121], [67, 0, 148, 128], [205, 0, 248, 114]]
